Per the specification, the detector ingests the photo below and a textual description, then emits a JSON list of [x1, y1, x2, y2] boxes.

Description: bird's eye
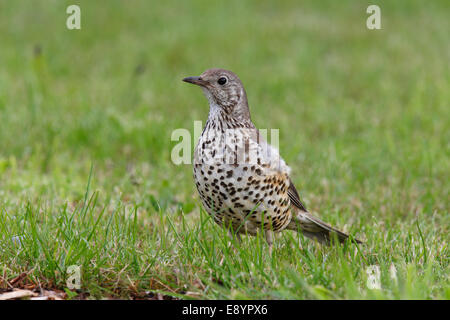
[[217, 77, 227, 85]]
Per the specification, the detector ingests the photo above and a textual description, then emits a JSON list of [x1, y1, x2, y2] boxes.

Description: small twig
[[0, 275, 14, 290], [10, 272, 28, 286]]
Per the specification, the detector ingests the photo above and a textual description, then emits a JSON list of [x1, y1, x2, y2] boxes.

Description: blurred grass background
[[0, 0, 448, 299]]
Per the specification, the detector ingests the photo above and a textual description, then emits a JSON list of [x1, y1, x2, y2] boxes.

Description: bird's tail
[[286, 209, 362, 245]]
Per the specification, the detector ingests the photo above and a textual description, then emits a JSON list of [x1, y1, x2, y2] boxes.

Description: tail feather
[[287, 210, 362, 245]]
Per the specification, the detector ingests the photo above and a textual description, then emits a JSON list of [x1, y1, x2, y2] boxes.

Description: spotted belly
[[193, 162, 292, 234]]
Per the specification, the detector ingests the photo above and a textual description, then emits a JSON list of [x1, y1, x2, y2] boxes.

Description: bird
[[183, 68, 362, 252]]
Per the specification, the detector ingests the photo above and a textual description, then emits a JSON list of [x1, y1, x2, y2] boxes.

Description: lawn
[[0, 0, 448, 299]]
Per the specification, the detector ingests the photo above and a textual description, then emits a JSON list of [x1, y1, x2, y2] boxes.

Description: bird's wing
[[287, 178, 308, 212], [251, 129, 308, 212]]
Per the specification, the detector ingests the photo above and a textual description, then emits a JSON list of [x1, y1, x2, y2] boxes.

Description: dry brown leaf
[[40, 289, 66, 300]]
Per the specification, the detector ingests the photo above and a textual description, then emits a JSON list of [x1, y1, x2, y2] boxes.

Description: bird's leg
[[264, 230, 274, 255], [230, 230, 242, 244]]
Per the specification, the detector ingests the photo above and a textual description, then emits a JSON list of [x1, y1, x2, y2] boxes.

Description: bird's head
[[183, 68, 250, 119]]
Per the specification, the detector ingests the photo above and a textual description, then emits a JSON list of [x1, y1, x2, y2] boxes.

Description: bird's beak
[[182, 76, 207, 87]]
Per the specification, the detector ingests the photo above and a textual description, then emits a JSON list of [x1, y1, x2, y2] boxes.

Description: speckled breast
[[193, 132, 293, 234]]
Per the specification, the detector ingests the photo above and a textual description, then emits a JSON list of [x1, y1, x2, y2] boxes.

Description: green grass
[[0, 0, 448, 299]]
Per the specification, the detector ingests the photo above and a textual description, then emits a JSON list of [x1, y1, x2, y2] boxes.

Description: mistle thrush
[[183, 68, 362, 249]]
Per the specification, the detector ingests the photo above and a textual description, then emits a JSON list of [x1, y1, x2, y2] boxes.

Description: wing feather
[[287, 178, 308, 212]]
